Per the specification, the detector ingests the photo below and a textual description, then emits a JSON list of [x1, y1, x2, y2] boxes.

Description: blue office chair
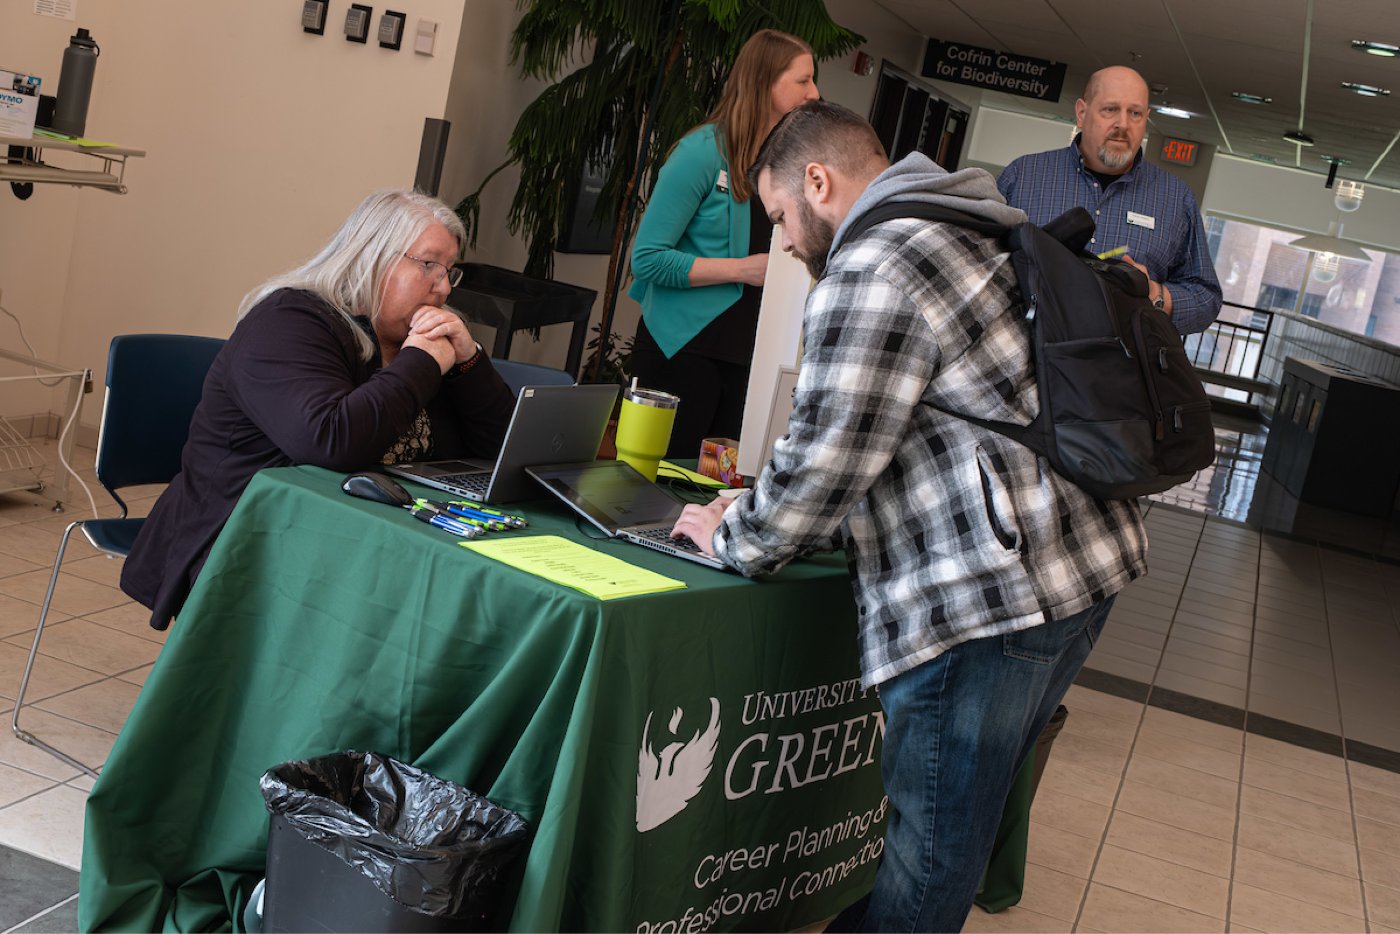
[[10, 334, 225, 777], [491, 357, 575, 397]]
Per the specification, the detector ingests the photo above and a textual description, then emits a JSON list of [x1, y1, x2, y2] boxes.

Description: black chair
[[10, 334, 225, 776], [490, 357, 575, 397]]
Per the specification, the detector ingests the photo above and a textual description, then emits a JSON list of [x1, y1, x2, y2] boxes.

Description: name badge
[[716, 169, 729, 193], [1126, 210, 1156, 230]]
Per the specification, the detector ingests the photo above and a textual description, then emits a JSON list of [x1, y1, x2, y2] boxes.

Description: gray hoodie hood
[[829, 153, 1028, 263]]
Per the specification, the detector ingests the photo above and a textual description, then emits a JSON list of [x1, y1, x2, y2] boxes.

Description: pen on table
[[406, 503, 482, 538], [444, 500, 527, 528], [421, 499, 508, 530], [1096, 245, 1129, 260], [441, 509, 504, 532]]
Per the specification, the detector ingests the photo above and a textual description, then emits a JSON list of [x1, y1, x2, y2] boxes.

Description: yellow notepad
[[462, 535, 686, 600]]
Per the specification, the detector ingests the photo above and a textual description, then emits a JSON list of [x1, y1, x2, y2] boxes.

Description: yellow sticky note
[[462, 535, 687, 600], [33, 129, 115, 147], [657, 460, 727, 489]]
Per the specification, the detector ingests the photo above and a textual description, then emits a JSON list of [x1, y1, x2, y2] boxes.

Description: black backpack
[[844, 203, 1215, 501]]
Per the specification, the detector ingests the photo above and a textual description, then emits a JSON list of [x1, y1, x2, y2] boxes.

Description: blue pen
[[417, 498, 505, 530], [407, 504, 481, 538], [452, 502, 528, 527], [441, 510, 500, 532], [436, 501, 511, 530]]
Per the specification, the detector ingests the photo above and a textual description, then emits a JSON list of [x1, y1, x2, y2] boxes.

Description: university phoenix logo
[[635, 698, 720, 832]]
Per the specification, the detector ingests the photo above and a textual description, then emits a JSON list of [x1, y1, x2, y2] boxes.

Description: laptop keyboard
[[632, 525, 701, 552]]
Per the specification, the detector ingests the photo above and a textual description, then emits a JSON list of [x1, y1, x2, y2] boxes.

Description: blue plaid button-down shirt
[[998, 139, 1222, 335]]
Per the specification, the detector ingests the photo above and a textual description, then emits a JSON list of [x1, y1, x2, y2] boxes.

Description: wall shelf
[[0, 133, 146, 194]]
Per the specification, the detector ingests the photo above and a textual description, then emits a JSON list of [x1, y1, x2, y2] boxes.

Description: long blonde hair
[[237, 189, 465, 361], [708, 29, 813, 202]]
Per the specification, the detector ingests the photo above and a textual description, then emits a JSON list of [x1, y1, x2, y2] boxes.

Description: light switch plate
[[415, 19, 438, 56], [301, 0, 327, 35], [379, 10, 406, 50], [345, 4, 373, 43]]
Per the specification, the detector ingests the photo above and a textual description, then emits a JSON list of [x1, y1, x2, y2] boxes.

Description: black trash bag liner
[[260, 750, 529, 918]]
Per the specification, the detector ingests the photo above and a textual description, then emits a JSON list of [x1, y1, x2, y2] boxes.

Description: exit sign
[[1160, 137, 1200, 166]]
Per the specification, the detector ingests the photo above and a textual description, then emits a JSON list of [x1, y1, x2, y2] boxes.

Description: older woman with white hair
[[121, 188, 515, 630]]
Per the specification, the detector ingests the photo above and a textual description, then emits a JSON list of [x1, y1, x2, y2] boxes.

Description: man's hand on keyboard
[[672, 498, 732, 558]]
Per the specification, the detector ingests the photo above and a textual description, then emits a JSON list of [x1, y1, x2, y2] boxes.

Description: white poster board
[[737, 228, 810, 477]]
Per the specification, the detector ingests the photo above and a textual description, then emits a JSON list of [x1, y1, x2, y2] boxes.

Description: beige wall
[[11, 2, 1388, 432], [0, 0, 468, 424]]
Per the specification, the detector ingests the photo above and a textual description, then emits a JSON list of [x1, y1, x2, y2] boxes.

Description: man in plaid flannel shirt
[[672, 101, 1149, 931]]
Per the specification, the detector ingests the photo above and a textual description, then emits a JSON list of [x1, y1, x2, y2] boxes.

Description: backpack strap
[[842, 201, 1010, 247], [837, 199, 1036, 447]]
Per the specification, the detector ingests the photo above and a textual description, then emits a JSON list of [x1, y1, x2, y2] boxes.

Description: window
[[1257, 285, 1297, 311], [1207, 215, 1400, 340]]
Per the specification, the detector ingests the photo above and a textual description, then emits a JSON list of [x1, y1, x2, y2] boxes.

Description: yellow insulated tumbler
[[614, 387, 679, 482]]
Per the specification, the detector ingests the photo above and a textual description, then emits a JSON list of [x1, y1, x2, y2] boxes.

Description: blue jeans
[[843, 595, 1114, 933]]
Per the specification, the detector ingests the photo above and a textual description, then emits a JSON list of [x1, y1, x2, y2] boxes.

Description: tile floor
[[0, 423, 1398, 932]]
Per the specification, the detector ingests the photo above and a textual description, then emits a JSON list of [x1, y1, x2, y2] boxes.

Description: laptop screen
[[528, 460, 685, 532]]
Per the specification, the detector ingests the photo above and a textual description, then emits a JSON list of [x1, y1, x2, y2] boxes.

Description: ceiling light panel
[[1351, 40, 1400, 57], [1341, 82, 1391, 97]]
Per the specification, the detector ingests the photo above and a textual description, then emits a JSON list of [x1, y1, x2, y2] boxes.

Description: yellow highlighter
[[1096, 245, 1129, 260]]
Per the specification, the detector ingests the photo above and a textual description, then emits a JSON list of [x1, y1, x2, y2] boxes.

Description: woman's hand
[[409, 307, 478, 364], [401, 330, 456, 374], [688, 253, 769, 288], [734, 252, 769, 287]]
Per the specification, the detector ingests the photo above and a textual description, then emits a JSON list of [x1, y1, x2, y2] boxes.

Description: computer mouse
[[341, 471, 414, 508]]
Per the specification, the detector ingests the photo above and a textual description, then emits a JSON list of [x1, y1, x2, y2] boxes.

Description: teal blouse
[[628, 123, 751, 357]]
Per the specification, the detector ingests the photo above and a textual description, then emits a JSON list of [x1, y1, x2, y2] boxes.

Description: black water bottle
[[52, 27, 100, 137]]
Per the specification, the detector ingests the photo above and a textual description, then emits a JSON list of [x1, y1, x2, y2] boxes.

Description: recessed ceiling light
[[1231, 91, 1273, 105], [1342, 82, 1391, 97], [1351, 39, 1400, 57], [1154, 105, 1192, 118], [1283, 130, 1315, 146]]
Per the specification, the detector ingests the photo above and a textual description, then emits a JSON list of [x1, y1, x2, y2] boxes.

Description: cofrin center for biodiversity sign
[[922, 38, 1066, 102]]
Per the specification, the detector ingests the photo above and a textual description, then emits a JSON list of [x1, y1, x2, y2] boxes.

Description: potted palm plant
[[454, 0, 861, 381]]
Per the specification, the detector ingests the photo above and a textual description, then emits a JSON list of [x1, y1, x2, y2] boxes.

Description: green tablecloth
[[79, 466, 887, 931]]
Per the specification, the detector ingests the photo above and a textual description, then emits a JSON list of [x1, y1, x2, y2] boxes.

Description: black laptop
[[386, 384, 618, 504], [526, 459, 728, 570]]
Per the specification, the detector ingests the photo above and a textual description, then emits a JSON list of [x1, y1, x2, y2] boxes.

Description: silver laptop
[[386, 384, 618, 504], [526, 459, 728, 570]]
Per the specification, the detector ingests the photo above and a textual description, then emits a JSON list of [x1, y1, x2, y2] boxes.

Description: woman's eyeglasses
[[403, 253, 464, 288]]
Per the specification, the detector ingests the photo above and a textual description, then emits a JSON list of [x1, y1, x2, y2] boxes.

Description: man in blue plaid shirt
[[998, 65, 1222, 335], [673, 101, 1148, 931]]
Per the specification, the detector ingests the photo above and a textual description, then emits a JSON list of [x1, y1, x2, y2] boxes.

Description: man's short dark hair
[[747, 100, 888, 194]]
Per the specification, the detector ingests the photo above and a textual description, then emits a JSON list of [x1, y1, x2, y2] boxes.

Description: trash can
[[975, 705, 1070, 913], [257, 751, 529, 933]]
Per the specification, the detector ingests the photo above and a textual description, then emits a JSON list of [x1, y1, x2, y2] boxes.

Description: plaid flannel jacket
[[714, 212, 1149, 687]]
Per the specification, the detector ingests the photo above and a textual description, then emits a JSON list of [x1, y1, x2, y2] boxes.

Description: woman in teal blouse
[[628, 29, 819, 459]]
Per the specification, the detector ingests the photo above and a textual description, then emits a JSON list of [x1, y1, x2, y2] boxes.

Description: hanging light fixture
[[1290, 221, 1370, 260], [1312, 252, 1340, 283], [1335, 179, 1365, 211]]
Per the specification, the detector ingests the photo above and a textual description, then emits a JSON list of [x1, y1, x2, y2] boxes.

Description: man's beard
[[1097, 135, 1136, 170], [791, 198, 837, 279]]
